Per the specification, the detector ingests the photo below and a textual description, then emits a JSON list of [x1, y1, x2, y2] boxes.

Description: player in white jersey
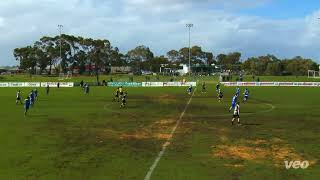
[[188, 85, 193, 95], [16, 90, 22, 104], [232, 102, 240, 125]]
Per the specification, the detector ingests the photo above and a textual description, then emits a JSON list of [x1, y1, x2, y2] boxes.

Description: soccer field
[[0, 85, 319, 179]]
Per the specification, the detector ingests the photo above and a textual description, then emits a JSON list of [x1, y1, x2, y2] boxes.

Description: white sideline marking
[[144, 88, 197, 180]]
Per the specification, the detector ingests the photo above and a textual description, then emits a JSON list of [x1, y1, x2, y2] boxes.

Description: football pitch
[[0, 85, 319, 179]]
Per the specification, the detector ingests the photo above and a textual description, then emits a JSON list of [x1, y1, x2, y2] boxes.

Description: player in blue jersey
[[243, 88, 249, 102], [29, 90, 35, 106], [24, 97, 31, 116], [236, 87, 241, 96], [229, 94, 238, 112]]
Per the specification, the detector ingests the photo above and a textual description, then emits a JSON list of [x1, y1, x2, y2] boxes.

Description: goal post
[[58, 71, 72, 80]]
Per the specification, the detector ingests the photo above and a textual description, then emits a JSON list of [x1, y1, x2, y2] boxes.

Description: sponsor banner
[[163, 82, 182, 87], [0, 82, 9, 87], [184, 82, 197, 86], [0, 82, 73, 87], [222, 82, 320, 87], [142, 82, 197, 87], [142, 82, 164, 87], [41, 82, 74, 87], [0, 82, 41, 87], [8, 82, 25, 87], [24, 82, 41, 87], [107, 82, 142, 87]]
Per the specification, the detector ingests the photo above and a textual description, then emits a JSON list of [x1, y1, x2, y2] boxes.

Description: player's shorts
[[219, 95, 223, 98], [244, 96, 249, 99], [233, 113, 240, 118], [16, 97, 21, 100], [231, 102, 236, 108], [24, 106, 29, 110]]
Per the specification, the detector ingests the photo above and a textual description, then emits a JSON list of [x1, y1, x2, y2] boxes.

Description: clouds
[[0, 0, 320, 65]]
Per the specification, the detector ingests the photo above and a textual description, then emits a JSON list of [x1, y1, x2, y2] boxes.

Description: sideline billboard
[[107, 82, 142, 87], [222, 82, 320, 87], [0, 82, 73, 87], [142, 82, 197, 87], [41, 82, 74, 87]]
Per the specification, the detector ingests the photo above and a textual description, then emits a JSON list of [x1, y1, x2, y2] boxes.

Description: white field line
[[186, 103, 276, 118], [144, 88, 197, 180]]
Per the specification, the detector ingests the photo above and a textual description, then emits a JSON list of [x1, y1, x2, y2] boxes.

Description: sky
[[1, 0, 320, 66]]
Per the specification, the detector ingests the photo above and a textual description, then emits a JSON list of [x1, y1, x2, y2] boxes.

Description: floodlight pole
[[58, 24, 63, 72], [186, 23, 193, 76]]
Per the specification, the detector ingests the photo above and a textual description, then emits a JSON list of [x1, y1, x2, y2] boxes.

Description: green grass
[[0, 85, 319, 179]]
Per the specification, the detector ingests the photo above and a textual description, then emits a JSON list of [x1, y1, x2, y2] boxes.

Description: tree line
[[14, 34, 319, 76]]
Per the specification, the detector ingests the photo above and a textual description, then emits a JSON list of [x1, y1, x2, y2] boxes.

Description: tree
[[167, 50, 179, 62], [13, 46, 37, 77], [217, 54, 227, 65], [127, 45, 154, 72], [144, 56, 169, 73], [265, 62, 282, 75]]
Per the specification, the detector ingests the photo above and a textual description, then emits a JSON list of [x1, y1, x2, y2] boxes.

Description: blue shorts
[[231, 102, 236, 108], [25, 106, 29, 110]]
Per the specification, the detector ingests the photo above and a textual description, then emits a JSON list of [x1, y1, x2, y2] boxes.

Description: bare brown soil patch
[[156, 94, 178, 104], [212, 137, 317, 168], [97, 119, 180, 141]]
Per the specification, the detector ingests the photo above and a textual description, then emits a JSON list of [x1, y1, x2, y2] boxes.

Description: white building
[[176, 64, 189, 75]]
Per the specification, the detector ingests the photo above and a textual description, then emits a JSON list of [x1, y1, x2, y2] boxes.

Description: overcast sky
[[1, 0, 320, 65]]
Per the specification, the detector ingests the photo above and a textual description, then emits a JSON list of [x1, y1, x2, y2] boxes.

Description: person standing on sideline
[[46, 84, 50, 95]]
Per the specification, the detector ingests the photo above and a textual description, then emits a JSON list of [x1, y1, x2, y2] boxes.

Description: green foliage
[[243, 55, 318, 76], [13, 34, 319, 77], [14, 35, 120, 77]]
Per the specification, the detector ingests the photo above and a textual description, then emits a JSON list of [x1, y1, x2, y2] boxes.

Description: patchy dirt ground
[[156, 94, 178, 104], [211, 137, 317, 168], [96, 118, 193, 142]]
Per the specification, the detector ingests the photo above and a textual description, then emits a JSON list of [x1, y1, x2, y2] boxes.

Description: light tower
[[58, 24, 63, 73], [186, 23, 193, 76]]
